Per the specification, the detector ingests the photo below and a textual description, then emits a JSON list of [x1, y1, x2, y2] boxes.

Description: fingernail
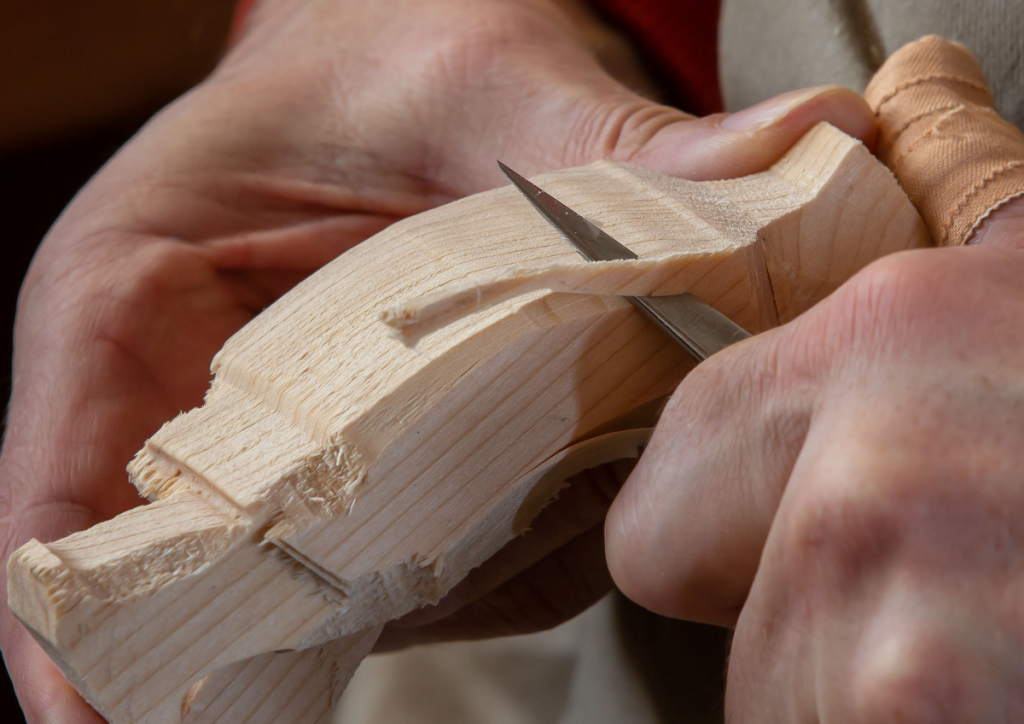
[[720, 87, 832, 131]]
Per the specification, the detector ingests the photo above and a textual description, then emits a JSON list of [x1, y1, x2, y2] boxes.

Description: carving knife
[[498, 162, 751, 362]]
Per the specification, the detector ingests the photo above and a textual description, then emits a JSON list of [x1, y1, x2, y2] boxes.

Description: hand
[[0, 0, 874, 720], [606, 197, 1024, 720]]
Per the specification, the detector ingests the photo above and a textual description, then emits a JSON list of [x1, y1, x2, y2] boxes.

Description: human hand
[[606, 186, 1024, 719], [0, 1, 874, 720]]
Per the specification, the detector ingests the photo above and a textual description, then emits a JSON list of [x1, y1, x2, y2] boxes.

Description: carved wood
[[7, 123, 929, 724]]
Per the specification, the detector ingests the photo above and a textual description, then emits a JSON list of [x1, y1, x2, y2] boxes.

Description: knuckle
[[587, 100, 692, 163], [824, 250, 943, 353], [784, 450, 911, 581], [822, 247, 1024, 362], [852, 628, 985, 723], [668, 332, 793, 425], [786, 491, 895, 585]]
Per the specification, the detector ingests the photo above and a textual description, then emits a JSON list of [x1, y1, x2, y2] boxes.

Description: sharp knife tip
[[496, 160, 519, 183], [496, 162, 541, 203]]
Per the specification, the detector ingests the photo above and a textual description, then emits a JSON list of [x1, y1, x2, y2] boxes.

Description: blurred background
[[0, 2, 238, 719]]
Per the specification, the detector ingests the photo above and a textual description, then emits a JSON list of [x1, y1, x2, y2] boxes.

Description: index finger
[[604, 325, 817, 625]]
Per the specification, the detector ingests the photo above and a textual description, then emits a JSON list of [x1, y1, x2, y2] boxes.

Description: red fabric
[[231, 0, 722, 114], [231, 0, 258, 44], [588, 0, 722, 115]]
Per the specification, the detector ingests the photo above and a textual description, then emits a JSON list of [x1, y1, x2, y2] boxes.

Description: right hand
[[605, 164, 1024, 724], [0, 1, 875, 721]]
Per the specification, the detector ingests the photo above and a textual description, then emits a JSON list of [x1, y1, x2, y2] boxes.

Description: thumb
[[472, 83, 875, 189], [412, 4, 875, 194], [218, 0, 876, 205], [614, 85, 876, 182]]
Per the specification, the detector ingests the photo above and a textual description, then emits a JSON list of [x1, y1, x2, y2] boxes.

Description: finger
[[866, 36, 1024, 249], [475, 84, 875, 192], [5, 628, 107, 724], [205, 85, 877, 316], [729, 489, 1024, 724], [728, 578, 1018, 723], [209, 1, 876, 235], [605, 329, 818, 626], [622, 85, 876, 181], [724, 338, 1024, 723], [1, 496, 105, 724], [397, 2, 876, 195]]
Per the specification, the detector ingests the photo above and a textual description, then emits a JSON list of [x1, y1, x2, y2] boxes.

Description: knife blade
[[497, 161, 750, 361]]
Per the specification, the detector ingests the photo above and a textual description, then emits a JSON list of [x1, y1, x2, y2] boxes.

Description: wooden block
[[7, 122, 929, 724]]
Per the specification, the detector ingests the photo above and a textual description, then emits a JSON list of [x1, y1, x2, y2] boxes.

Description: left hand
[[606, 202, 1024, 721], [0, 1, 876, 720]]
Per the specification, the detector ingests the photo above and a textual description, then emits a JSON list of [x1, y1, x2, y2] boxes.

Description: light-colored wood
[[180, 627, 380, 724], [7, 123, 930, 724]]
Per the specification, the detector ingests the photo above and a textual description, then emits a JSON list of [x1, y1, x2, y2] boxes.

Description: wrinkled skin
[[607, 196, 1024, 721], [0, 0, 876, 722]]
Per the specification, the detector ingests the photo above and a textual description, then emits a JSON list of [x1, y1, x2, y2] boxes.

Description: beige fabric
[[865, 36, 1024, 246], [719, 0, 1024, 129], [332, 596, 661, 724]]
